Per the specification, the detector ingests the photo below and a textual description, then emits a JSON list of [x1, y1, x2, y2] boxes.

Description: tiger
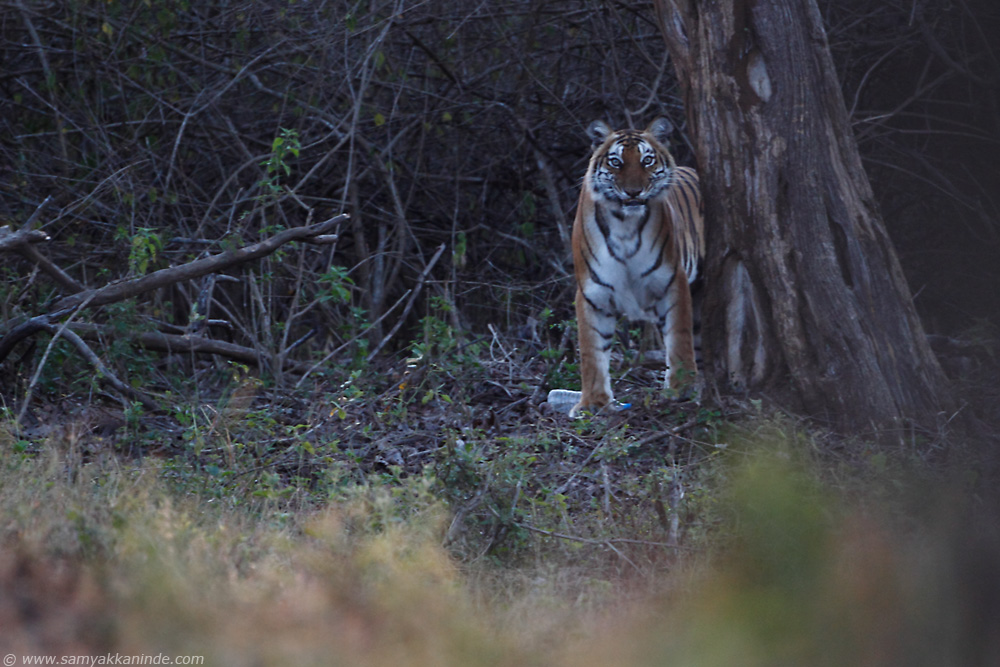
[[568, 117, 704, 418]]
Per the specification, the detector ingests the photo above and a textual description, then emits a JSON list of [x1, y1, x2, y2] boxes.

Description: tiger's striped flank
[[569, 118, 705, 417]]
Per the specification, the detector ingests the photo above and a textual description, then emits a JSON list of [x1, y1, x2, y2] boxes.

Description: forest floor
[[2, 337, 999, 665]]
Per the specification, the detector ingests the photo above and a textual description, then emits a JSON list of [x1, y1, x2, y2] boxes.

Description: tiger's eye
[[608, 156, 622, 168], [642, 155, 655, 167]]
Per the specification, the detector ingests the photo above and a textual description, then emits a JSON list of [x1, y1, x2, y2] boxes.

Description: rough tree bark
[[652, 0, 951, 434]]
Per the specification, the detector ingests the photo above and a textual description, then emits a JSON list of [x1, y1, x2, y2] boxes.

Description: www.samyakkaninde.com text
[[5, 655, 204, 666]]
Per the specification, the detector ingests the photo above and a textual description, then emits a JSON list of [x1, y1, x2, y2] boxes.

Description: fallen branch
[[16, 296, 92, 424], [50, 214, 347, 314], [17, 242, 87, 294], [486, 506, 689, 577], [0, 315, 62, 366], [0, 225, 51, 253], [14, 294, 161, 422], [68, 323, 312, 373], [0, 197, 91, 294], [0, 214, 347, 364], [44, 325, 160, 414], [503, 513, 693, 551]]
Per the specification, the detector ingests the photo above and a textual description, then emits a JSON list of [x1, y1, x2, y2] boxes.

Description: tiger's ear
[[587, 120, 612, 149], [646, 117, 674, 146]]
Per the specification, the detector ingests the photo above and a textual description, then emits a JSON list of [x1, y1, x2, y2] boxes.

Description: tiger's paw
[[545, 390, 630, 418], [569, 401, 631, 419]]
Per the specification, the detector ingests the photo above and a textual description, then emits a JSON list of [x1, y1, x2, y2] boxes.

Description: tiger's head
[[585, 118, 678, 210]]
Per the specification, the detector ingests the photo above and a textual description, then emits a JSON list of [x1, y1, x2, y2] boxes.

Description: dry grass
[[0, 450, 511, 663], [1, 418, 997, 666]]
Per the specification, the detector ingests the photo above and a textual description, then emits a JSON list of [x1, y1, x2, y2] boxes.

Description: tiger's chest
[[580, 205, 678, 323]]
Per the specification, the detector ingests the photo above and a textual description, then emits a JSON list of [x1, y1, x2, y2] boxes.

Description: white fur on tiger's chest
[[581, 204, 678, 324]]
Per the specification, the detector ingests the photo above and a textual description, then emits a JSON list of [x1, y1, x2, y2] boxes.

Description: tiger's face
[[585, 118, 678, 210]]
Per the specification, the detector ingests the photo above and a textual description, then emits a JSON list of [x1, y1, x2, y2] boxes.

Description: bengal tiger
[[566, 117, 704, 418]]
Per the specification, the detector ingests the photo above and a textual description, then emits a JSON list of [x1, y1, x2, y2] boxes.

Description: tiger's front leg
[[661, 275, 701, 400], [572, 286, 618, 418]]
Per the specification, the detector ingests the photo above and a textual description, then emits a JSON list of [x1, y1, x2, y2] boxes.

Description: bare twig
[[364, 242, 447, 362], [19, 195, 52, 231], [295, 286, 413, 388], [511, 519, 691, 550], [552, 434, 606, 496], [1, 198, 85, 293], [16, 244, 86, 294], [16, 2, 68, 164], [487, 504, 692, 561]]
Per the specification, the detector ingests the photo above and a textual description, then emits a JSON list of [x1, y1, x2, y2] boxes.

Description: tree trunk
[[653, 0, 950, 434]]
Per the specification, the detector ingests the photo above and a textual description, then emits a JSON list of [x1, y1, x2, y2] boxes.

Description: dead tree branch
[[49, 214, 346, 314], [1, 197, 86, 293], [67, 323, 312, 374], [43, 325, 160, 413], [0, 226, 51, 253], [15, 295, 158, 422], [0, 214, 347, 365]]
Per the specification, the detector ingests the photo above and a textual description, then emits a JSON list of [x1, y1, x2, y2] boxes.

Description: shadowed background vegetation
[[3, 1, 996, 369], [3, 0, 684, 370], [1, 0, 999, 662]]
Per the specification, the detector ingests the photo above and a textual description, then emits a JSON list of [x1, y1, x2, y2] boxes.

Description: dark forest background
[[1, 0, 998, 401]]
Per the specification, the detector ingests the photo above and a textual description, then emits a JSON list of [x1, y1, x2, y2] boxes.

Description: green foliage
[[318, 265, 355, 304], [452, 231, 467, 267], [411, 296, 481, 370], [115, 226, 164, 276], [33, 335, 79, 395], [258, 127, 302, 199]]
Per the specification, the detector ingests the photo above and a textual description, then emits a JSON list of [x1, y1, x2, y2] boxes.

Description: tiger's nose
[[624, 187, 642, 198]]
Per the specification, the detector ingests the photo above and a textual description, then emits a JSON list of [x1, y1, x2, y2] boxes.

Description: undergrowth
[[2, 271, 998, 663], [1, 358, 997, 665]]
